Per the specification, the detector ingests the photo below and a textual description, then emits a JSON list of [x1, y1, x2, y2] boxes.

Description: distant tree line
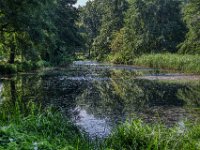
[[1, 0, 199, 66], [80, 0, 200, 62], [0, 0, 82, 65]]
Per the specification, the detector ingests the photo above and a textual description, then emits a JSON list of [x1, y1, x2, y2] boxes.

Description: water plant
[[134, 53, 200, 74]]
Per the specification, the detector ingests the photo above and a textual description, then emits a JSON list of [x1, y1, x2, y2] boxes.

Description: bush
[[0, 63, 17, 74], [16, 61, 33, 72]]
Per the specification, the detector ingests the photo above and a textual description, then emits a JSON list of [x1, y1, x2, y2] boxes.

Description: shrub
[[0, 63, 17, 74]]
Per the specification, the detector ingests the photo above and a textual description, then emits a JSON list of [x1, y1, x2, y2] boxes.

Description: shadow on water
[[0, 61, 200, 138]]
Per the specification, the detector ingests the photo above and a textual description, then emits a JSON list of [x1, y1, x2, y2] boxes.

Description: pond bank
[[108, 53, 200, 74], [0, 60, 200, 149], [1, 104, 200, 150]]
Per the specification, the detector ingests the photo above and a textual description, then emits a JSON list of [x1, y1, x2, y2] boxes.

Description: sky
[[75, 0, 88, 7]]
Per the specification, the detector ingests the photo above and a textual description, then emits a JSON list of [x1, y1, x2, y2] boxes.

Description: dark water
[[0, 61, 200, 138]]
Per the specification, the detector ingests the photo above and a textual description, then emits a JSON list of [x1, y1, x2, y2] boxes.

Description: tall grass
[[106, 120, 200, 150], [0, 102, 93, 150], [1, 101, 200, 150], [134, 53, 200, 74]]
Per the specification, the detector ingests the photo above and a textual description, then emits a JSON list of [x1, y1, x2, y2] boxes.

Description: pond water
[[0, 61, 200, 138]]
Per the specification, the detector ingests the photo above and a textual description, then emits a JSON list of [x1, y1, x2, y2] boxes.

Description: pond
[[0, 61, 200, 138]]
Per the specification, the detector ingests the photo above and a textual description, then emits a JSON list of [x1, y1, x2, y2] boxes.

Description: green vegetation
[[179, 0, 200, 54], [0, 60, 50, 74], [134, 53, 200, 74], [0, 104, 92, 150], [0, 0, 82, 74], [106, 120, 200, 150], [1, 0, 200, 149], [80, 0, 200, 72], [1, 102, 200, 150]]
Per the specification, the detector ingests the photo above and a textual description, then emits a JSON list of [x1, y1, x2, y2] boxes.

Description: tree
[[47, 0, 82, 64], [0, 0, 49, 63], [0, 0, 82, 65], [79, 0, 104, 57], [179, 0, 200, 54], [91, 0, 128, 60], [123, 0, 186, 56]]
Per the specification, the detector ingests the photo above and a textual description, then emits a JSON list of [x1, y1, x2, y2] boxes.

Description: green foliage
[[123, 0, 186, 55], [92, 0, 128, 60], [106, 120, 200, 150], [1, 96, 200, 150], [134, 53, 200, 74], [0, 105, 92, 150], [0, 60, 50, 74], [81, 0, 194, 64], [79, 0, 103, 47], [179, 0, 200, 54], [0, 63, 17, 74], [108, 28, 135, 64], [80, 0, 128, 60], [1, 109, 200, 150], [0, 0, 81, 66]]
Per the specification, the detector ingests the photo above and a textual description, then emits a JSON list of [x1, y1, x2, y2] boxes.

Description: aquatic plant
[[134, 54, 200, 74]]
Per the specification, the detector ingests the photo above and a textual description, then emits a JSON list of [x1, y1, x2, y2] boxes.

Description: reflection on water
[[73, 107, 111, 138], [0, 61, 200, 138], [0, 83, 2, 104], [0, 83, 2, 95]]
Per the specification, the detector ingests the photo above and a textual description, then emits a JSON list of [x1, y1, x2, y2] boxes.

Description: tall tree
[[0, 0, 81, 65], [123, 0, 186, 55], [179, 0, 200, 54], [79, 0, 104, 57], [0, 0, 50, 63], [91, 0, 128, 60]]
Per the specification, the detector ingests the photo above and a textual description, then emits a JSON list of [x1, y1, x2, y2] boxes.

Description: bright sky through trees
[[75, 0, 88, 7]]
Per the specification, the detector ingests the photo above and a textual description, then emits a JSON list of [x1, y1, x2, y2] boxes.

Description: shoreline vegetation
[[1, 0, 200, 149], [1, 53, 200, 75], [0, 61, 50, 75], [107, 53, 200, 74], [0, 103, 200, 150]]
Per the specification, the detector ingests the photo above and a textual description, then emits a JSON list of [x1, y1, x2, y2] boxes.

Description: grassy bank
[[107, 120, 200, 150], [1, 102, 200, 150], [133, 54, 200, 74], [0, 104, 92, 149], [0, 60, 50, 75]]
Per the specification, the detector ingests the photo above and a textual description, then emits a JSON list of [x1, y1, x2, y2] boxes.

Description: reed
[[134, 53, 200, 74]]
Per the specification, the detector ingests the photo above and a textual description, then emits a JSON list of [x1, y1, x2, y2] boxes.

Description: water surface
[[0, 61, 200, 138]]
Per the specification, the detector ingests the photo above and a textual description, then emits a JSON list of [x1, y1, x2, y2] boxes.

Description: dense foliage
[[80, 0, 200, 63], [0, 0, 81, 67], [80, 0, 128, 60], [123, 0, 186, 54], [179, 0, 200, 54]]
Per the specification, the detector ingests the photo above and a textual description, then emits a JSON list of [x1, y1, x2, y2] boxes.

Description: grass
[[134, 53, 200, 74], [0, 101, 200, 150], [106, 120, 200, 150], [0, 103, 93, 150]]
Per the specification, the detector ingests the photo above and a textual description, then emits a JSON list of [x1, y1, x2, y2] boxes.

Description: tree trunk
[[8, 45, 15, 64]]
